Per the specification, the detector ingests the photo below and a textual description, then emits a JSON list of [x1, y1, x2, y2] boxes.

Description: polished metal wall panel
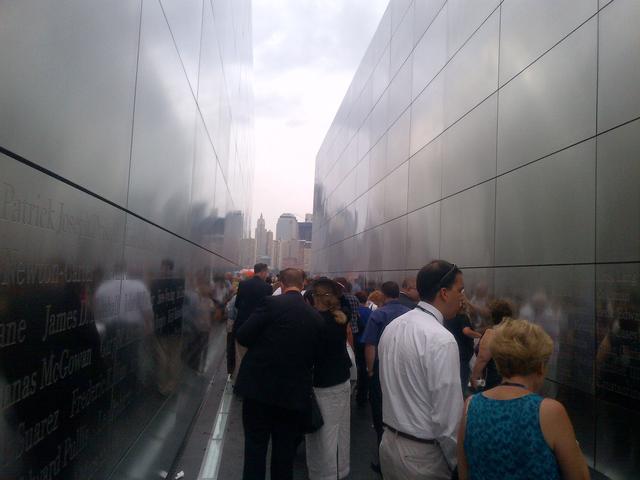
[[543, 382, 595, 467], [367, 226, 384, 272], [596, 120, 640, 263], [407, 136, 443, 212], [356, 155, 371, 201], [413, 0, 446, 45], [388, 60, 413, 127], [495, 140, 596, 266], [495, 265, 595, 394], [127, 0, 197, 237], [383, 163, 409, 222], [198, 0, 225, 159], [443, 10, 499, 127], [0, 151, 127, 479], [368, 136, 389, 189], [597, 0, 640, 132], [410, 74, 445, 155], [160, 0, 204, 94], [313, 3, 637, 477], [440, 181, 495, 268], [446, 0, 501, 58], [499, 0, 597, 85], [372, 46, 391, 105], [371, 91, 391, 147], [354, 195, 368, 235], [595, 262, 640, 477], [385, 110, 412, 175], [595, 262, 640, 403], [389, 2, 414, 78], [366, 182, 385, 230], [412, 4, 448, 100], [383, 216, 408, 271], [442, 94, 497, 197], [189, 115, 217, 244], [405, 203, 441, 270], [497, 18, 597, 174], [390, 0, 413, 34], [0, 0, 141, 205]]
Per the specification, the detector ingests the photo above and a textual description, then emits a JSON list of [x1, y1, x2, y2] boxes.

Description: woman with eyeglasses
[[305, 277, 352, 480]]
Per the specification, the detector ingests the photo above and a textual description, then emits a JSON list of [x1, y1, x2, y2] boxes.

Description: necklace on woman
[[500, 381, 529, 390]]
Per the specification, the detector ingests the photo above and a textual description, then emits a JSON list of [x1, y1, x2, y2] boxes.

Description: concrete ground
[[218, 392, 382, 480]]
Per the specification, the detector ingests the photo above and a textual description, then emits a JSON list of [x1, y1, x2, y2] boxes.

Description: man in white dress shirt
[[378, 260, 465, 480]]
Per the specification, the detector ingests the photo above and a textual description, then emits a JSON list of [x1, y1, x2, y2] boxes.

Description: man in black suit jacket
[[232, 262, 272, 379], [235, 268, 323, 480]]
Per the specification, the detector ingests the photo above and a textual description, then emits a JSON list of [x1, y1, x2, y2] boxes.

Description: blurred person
[[234, 268, 323, 480], [182, 271, 214, 374], [150, 259, 185, 395], [225, 291, 238, 374], [367, 289, 384, 311], [520, 290, 560, 379], [378, 260, 464, 479], [333, 277, 361, 341], [458, 319, 589, 480], [360, 281, 411, 472], [470, 299, 514, 391], [467, 282, 491, 332], [398, 277, 419, 309], [445, 299, 481, 397], [233, 263, 272, 380], [354, 291, 372, 406], [305, 278, 352, 480]]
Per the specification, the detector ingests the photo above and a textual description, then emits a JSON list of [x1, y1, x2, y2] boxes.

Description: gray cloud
[[254, 0, 388, 73]]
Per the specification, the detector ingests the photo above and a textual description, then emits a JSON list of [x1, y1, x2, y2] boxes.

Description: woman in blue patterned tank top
[[457, 318, 589, 480]]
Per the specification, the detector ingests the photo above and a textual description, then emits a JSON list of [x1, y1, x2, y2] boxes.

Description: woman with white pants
[[306, 278, 352, 480]]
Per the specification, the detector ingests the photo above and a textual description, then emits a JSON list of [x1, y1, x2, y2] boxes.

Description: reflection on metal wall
[[0, 0, 253, 478], [312, 0, 639, 477]]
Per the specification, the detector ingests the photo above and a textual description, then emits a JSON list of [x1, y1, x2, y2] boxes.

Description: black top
[[397, 292, 417, 310], [444, 313, 475, 362], [314, 310, 351, 388], [474, 329, 502, 389], [234, 276, 272, 331], [234, 291, 323, 412]]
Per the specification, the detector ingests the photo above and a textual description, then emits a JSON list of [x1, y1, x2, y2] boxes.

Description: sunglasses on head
[[436, 264, 458, 291]]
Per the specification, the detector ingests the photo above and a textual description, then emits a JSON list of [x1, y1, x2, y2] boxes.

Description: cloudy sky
[[251, 0, 389, 232]]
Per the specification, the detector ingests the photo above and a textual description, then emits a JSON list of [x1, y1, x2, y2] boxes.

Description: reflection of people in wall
[[596, 287, 640, 404], [150, 259, 185, 395], [182, 271, 214, 374], [520, 290, 559, 379], [468, 282, 491, 331], [94, 263, 153, 387]]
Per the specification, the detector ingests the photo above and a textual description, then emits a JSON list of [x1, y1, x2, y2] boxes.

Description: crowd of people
[[225, 260, 590, 480]]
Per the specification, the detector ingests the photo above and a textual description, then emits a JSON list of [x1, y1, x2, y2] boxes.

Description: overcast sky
[[251, 0, 389, 232]]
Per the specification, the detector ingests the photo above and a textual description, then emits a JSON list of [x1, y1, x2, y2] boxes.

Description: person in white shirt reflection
[[378, 260, 465, 480]]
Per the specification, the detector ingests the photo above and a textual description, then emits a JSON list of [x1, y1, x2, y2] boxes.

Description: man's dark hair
[[381, 281, 400, 299], [280, 268, 304, 289], [333, 276, 351, 293], [254, 263, 268, 274], [354, 291, 368, 304], [416, 260, 461, 302]]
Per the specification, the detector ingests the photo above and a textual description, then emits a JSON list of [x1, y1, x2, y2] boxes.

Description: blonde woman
[[458, 319, 589, 480], [306, 278, 352, 480]]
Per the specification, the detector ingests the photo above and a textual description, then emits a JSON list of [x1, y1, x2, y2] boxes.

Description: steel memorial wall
[[312, 0, 639, 478], [0, 0, 254, 478]]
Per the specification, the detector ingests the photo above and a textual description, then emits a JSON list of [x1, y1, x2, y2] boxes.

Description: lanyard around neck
[[415, 304, 438, 321]]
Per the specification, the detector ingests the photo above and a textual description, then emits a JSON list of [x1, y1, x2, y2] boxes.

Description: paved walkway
[[218, 391, 382, 479]]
